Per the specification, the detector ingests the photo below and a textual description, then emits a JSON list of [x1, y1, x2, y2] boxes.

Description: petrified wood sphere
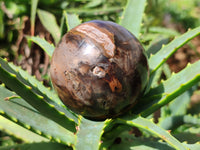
[[50, 20, 149, 120]]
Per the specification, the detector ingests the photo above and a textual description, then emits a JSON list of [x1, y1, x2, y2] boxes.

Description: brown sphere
[[50, 20, 149, 120]]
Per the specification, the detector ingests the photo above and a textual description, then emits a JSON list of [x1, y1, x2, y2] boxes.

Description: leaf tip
[[160, 79, 165, 84], [26, 85, 32, 90], [183, 141, 188, 144], [1, 83, 6, 87], [15, 68, 19, 73], [3, 58, 8, 62], [171, 72, 176, 76], [33, 83, 38, 88], [0, 110, 5, 114], [59, 111, 65, 116], [55, 138, 61, 143], [10, 73, 17, 78], [11, 116, 18, 122], [48, 103, 55, 108], [162, 44, 165, 48], [46, 134, 53, 140], [24, 124, 31, 129], [35, 129, 42, 135], [37, 95, 44, 99]]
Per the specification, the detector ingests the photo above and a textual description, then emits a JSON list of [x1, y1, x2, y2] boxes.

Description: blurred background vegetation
[[0, 0, 200, 147]]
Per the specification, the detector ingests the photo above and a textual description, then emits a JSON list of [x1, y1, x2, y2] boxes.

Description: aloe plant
[[0, 0, 200, 150]]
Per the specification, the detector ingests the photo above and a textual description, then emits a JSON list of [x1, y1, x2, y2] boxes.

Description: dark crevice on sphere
[[50, 20, 149, 121]]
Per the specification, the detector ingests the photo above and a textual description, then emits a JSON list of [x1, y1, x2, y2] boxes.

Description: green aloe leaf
[[26, 36, 55, 57], [149, 26, 200, 74], [136, 60, 200, 117], [75, 117, 106, 150], [0, 59, 77, 133], [168, 90, 193, 116], [110, 131, 175, 150], [0, 142, 71, 150], [64, 12, 81, 31], [0, 58, 77, 122], [174, 132, 200, 144], [100, 123, 131, 149], [0, 116, 48, 143], [160, 114, 200, 130], [119, 0, 146, 37], [146, 38, 170, 58], [186, 144, 200, 150], [84, 0, 103, 8], [110, 131, 200, 150], [0, 85, 76, 145], [37, 9, 60, 44], [113, 116, 189, 150], [159, 89, 193, 123]]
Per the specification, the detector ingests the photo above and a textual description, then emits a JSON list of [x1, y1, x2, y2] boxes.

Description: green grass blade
[[30, 0, 38, 35], [149, 26, 200, 74], [26, 36, 55, 57], [0, 142, 71, 150], [0, 9, 4, 39], [60, 12, 67, 38], [0, 85, 76, 145], [66, 7, 122, 16], [136, 60, 200, 117], [119, 0, 146, 37], [145, 26, 180, 36], [0, 116, 48, 143], [75, 117, 105, 150], [0, 58, 78, 122], [0, 61, 77, 133], [83, 0, 103, 8], [37, 9, 60, 44], [115, 116, 189, 150], [64, 11, 81, 31]]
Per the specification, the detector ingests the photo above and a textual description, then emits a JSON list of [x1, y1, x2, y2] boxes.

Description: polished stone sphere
[[50, 20, 149, 120]]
